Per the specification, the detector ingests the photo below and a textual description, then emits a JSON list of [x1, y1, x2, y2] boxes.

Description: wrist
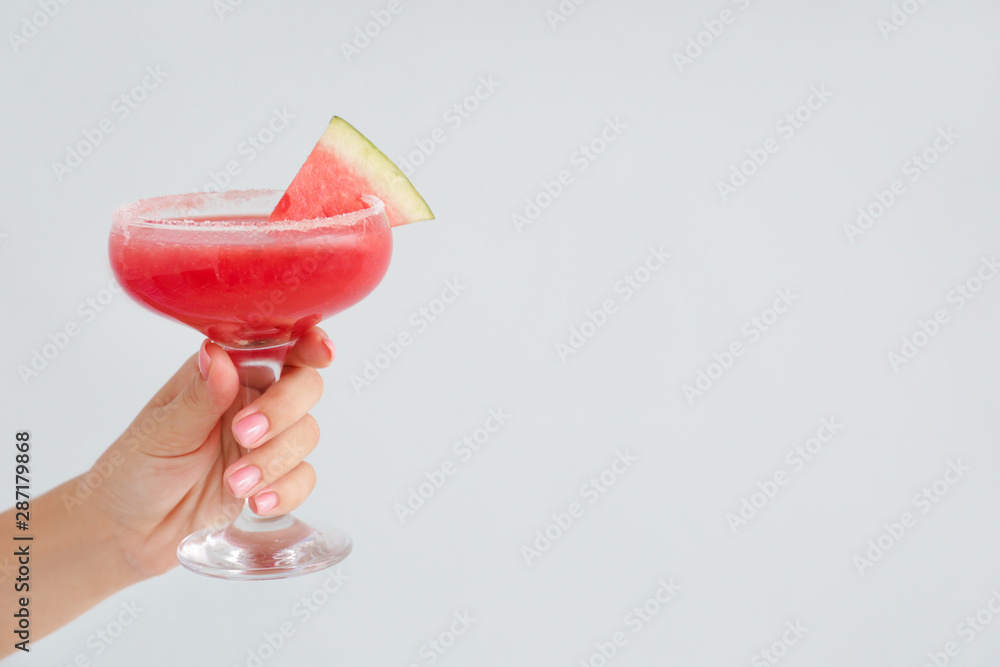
[[21, 476, 148, 644], [52, 475, 149, 590]]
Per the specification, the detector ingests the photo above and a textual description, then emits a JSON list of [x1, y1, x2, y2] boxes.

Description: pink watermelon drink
[[110, 116, 433, 580], [110, 191, 392, 348]]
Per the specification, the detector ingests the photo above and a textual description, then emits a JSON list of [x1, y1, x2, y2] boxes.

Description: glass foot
[[176, 505, 352, 580]]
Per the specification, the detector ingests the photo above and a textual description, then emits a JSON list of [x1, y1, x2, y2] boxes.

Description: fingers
[[222, 326, 334, 512], [231, 366, 323, 448], [128, 342, 240, 458], [224, 414, 319, 499], [228, 325, 333, 449], [249, 462, 317, 516], [285, 326, 336, 369], [133, 326, 333, 416]]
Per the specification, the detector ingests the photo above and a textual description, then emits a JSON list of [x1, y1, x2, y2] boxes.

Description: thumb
[[130, 341, 240, 458]]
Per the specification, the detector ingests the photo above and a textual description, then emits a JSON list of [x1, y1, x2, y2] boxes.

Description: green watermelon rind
[[321, 117, 433, 226]]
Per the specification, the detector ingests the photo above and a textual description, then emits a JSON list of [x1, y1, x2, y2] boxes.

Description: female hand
[[86, 326, 335, 579]]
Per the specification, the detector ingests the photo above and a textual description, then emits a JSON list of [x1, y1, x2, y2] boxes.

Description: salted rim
[[111, 189, 387, 233]]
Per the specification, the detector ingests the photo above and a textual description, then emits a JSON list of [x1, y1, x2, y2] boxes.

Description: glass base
[[176, 505, 352, 581]]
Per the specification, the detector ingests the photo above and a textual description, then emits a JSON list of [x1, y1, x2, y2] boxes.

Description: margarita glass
[[109, 189, 392, 580]]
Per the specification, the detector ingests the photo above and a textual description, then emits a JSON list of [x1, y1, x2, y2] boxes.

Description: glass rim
[[111, 189, 387, 233]]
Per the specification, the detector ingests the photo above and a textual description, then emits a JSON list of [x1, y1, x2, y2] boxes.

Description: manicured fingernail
[[228, 466, 261, 497], [322, 337, 336, 360], [253, 492, 278, 514], [233, 413, 269, 448], [198, 341, 211, 380]]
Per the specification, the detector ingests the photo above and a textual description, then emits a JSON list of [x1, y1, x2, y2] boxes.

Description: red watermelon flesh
[[269, 117, 433, 227]]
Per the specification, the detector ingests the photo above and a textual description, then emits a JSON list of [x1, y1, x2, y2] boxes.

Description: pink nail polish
[[233, 413, 269, 448], [254, 492, 278, 514], [322, 337, 336, 360], [228, 466, 260, 497], [198, 341, 211, 380]]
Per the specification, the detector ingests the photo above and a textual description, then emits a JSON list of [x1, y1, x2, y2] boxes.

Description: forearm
[[1, 476, 144, 658]]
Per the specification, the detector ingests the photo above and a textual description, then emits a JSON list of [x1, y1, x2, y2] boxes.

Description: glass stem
[[223, 341, 296, 531]]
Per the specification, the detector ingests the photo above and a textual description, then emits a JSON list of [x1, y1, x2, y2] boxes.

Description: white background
[[3, 0, 1000, 665]]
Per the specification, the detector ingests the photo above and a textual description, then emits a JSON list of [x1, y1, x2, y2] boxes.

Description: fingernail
[[253, 492, 278, 514], [198, 341, 211, 380], [322, 337, 336, 360], [233, 413, 269, 448], [228, 466, 261, 497]]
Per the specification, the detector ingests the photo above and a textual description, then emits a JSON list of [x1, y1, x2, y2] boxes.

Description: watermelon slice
[[269, 116, 433, 226]]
